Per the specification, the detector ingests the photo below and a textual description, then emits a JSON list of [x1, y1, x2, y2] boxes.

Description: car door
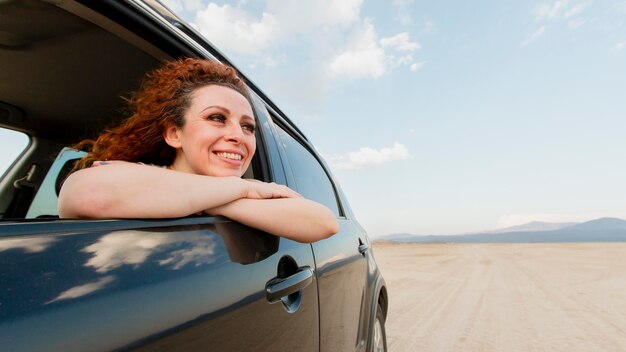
[[263, 108, 372, 351], [0, 103, 320, 351]]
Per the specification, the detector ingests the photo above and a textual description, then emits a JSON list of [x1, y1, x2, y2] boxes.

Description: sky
[[3, 0, 626, 237]]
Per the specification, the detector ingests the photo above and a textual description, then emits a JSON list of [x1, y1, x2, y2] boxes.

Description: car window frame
[[263, 106, 346, 219]]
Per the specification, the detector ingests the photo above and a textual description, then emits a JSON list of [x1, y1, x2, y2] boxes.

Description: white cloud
[[521, 26, 546, 46], [160, 0, 183, 12], [534, 0, 569, 20], [329, 21, 387, 79], [615, 41, 626, 50], [392, 0, 414, 6], [392, 0, 414, 26], [184, 0, 207, 12], [190, 1, 423, 82], [182, 0, 425, 111], [330, 27, 423, 79], [564, 2, 590, 18], [380, 32, 421, 51], [329, 46, 386, 79], [532, 1, 591, 31], [410, 61, 426, 71], [396, 54, 413, 65], [396, 13, 412, 26], [325, 142, 411, 170], [265, 0, 363, 30], [195, 4, 276, 55], [160, 0, 208, 14], [568, 18, 585, 29], [529, 1, 592, 42], [193, 0, 364, 56]]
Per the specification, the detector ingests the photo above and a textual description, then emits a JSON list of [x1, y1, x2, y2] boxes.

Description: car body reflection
[[46, 275, 115, 304], [83, 230, 219, 273], [0, 219, 279, 322], [0, 236, 56, 253]]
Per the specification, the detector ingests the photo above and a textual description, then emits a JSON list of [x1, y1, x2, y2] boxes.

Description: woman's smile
[[215, 151, 243, 161], [212, 149, 246, 167]]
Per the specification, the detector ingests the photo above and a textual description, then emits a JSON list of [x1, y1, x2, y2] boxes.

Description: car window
[[26, 148, 84, 218], [0, 128, 29, 179], [272, 121, 341, 217]]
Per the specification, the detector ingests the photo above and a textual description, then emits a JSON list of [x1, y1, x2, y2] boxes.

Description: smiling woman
[[163, 84, 257, 177], [58, 58, 339, 243]]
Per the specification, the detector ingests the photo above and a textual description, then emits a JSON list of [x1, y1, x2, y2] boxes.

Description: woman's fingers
[[243, 179, 301, 199]]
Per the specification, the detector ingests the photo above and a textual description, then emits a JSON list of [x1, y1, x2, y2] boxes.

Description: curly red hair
[[72, 58, 252, 170]]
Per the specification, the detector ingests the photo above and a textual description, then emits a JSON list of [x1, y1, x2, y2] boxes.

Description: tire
[[369, 303, 387, 352]]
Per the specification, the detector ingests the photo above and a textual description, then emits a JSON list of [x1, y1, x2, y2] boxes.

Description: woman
[[59, 58, 339, 243]]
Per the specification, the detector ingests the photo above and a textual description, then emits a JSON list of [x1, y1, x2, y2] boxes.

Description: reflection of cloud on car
[[0, 237, 56, 253], [83, 230, 218, 272], [46, 275, 115, 304]]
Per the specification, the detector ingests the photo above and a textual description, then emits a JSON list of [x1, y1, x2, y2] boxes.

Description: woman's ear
[[163, 123, 182, 148]]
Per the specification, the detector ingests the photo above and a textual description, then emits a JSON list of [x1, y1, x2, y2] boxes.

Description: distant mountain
[[382, 233, 442, 243], [377, 218, 626, 243], [567, 217, 626, 231], [481, 221, 578, 234], [382, 233, 424, 242]]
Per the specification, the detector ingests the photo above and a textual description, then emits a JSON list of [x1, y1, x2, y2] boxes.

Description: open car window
[[25, 147, 84, 219], [0, 128, 29, 180]]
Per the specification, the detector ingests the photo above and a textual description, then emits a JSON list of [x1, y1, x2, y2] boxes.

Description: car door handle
[[358, 242, 369, 254], [265, 266, 314, 303]]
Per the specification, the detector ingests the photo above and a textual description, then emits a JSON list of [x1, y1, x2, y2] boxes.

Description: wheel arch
[[365, 273, 388, 351], [377, 283, 388, 320]]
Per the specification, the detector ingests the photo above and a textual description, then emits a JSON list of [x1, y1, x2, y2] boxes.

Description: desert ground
[[372, 242, 626, 351]]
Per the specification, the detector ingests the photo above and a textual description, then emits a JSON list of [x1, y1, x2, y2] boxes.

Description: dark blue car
[[0, 1, 387, 351]]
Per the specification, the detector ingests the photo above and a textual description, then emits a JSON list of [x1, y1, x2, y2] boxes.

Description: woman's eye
[[208, 114, 226, 122], [242, 123, 256, 133]]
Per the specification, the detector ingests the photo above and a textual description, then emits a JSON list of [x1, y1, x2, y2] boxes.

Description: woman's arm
[[207, 198, 340, 243], [58, 161, 298, 218]]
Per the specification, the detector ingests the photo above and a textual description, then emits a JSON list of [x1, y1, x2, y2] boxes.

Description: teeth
[[216, 152, 242, 160]]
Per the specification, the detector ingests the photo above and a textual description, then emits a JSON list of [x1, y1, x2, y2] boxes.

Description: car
[[0, 0, 388, 351]]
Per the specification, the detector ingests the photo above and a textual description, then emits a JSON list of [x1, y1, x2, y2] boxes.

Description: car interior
[[0, 0, 258, 220]]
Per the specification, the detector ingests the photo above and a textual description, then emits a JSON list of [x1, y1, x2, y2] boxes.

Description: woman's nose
[[225, 123, 244, 142]]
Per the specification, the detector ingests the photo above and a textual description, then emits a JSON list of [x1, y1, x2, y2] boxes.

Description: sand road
[[372, 242, 626, 351]]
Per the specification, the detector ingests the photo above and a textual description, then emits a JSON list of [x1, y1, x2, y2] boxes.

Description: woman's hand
[[206, 179, 339, 243], [241, 179, 302, 199], [206, 197, 339, 243], [205, 179, 300, 215]]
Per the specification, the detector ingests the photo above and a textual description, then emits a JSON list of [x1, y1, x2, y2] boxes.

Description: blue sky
[[159, 0, 626, 236], [3, 0, 625, 236]]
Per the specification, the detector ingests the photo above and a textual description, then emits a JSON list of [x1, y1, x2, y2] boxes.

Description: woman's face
[[166, 84, 256, 177]]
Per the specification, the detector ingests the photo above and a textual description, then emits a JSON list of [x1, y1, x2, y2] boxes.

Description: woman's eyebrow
[[201, 105, 230, 114], [200, 105, 253, 121]]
